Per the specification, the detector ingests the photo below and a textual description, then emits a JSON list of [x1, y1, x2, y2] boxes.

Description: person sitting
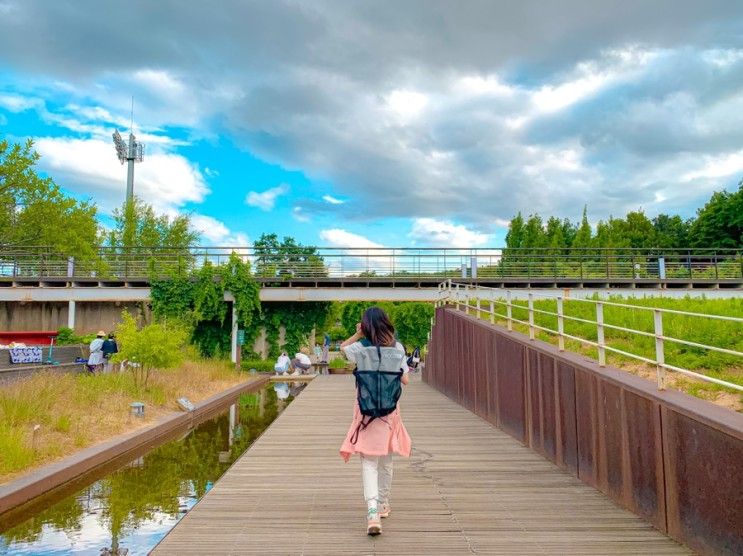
[[274, 352, 291, 375], [291, 347, 313, 375]]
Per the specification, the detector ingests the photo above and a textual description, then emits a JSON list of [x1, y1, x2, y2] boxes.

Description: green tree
[[107, 197, 198, 251], [505, 212, 525, 249], [0, 138, 99, 260], [104, 197, 198, 277], [393, 303, 434, 350], [151, 253, 260, 358], [521, 214, 547, 251], [593, 217, 631, 249], [253, 233, 326, 278], [688, 183, 743, 248], [623, 210, 656, 248], [572, 206, 593, 250], [545, 216, 567, 251], [652, 214, 691, 248], [113, 312, 188, 390]]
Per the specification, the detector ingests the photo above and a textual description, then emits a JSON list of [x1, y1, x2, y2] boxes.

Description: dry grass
[[0, 359, 246, 483]]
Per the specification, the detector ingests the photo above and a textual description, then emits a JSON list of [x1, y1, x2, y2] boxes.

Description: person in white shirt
[[274, 352, 291, 375], [291, 347, 313, 375], [87, 331, 105, 374]]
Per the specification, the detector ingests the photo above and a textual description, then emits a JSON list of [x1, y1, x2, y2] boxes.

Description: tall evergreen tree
[[505, 212, 525, 250], [572, 206, 593, 250]]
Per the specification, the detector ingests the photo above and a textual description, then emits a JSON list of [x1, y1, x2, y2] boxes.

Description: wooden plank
[[153, 376, 688, 555]]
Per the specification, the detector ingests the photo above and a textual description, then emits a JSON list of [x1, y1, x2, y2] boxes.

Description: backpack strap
[[350, 344, 383, 445], [349, 415, 372, 445]]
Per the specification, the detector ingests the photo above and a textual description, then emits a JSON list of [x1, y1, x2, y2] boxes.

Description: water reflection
[[0, 382, 304, 555]]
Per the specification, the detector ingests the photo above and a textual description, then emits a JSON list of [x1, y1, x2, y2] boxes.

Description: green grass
[[240, 359, 276, 372], [0, 359, 245, 478], [470, 295, 743, 407]]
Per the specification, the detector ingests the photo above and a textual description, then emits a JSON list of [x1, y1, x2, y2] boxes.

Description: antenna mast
[[112, 98, 144, 205]]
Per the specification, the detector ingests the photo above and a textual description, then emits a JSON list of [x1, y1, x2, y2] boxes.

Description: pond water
[[0, 381, 305, 555]]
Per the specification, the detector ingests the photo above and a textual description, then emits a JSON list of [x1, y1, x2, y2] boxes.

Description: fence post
[[506, 290, 513, 331], [489, 300, 495, 324], [654, 309, 666, 390], [465, 285, 471, 315], [596, 301, 606, 366], [528, 293, 535, 340], [557, 297, 565, 351], [476, 297, 481, 319], [455, 283, 461, 311]]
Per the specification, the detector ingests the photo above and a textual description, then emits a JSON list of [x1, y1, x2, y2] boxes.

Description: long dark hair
[[361, 306, 396, 347]]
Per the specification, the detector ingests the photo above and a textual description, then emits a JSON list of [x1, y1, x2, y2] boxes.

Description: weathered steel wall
[[0, 301, 150, 333], [425, 306, 743, 556]]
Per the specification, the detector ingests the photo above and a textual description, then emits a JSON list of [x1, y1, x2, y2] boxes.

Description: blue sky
[[1, 1, 742, 248]]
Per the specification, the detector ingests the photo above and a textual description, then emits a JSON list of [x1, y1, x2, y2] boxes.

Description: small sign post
[[236, 329, 245, 369]]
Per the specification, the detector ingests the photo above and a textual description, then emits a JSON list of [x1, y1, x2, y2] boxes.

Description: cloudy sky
[[1, 0, 742, 248]]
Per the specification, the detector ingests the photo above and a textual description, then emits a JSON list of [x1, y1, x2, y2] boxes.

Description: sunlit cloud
[[245, 183, 289, 211]]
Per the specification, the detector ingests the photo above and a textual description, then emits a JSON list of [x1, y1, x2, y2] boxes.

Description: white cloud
[[34, 137, 208, 213], [292, 206, 310, 222], [531, 49, 655, 113], [319, 228, 384, 249], [133, 69, 188, 98], [190, 214, 249, 246], [318, 228, 389, 276], [322, 194, 345, 205], [245, 183, 289, 211], [681, 150, 743, 181], [409, 218, 490, 247], [0, 93, 43, 112], [385, 90, 428, 120]]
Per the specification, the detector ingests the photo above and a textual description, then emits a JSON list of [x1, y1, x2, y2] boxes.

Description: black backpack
[[350, 344, 403, 444]]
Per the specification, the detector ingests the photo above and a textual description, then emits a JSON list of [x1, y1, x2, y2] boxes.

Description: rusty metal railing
[[437, 280, 743, 393]]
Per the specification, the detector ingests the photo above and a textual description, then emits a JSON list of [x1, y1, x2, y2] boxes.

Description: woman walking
[[339, 306, 411, 536]]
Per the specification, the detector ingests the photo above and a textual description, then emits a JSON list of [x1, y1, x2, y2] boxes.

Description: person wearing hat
[[87, 331, 106, 374]]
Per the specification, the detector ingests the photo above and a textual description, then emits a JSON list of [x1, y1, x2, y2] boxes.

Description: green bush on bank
[[240, 359, 276, 372], [328, 357, 348, 369]]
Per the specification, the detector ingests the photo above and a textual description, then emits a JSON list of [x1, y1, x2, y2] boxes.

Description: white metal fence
[[434, 280, 743, 393]]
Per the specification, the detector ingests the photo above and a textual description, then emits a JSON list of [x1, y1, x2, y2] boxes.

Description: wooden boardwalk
[[154, 376, 688, 555]]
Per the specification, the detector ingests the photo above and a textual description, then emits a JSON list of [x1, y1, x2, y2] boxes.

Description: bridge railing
[[1, 246, 741, 281], [438, 280, 743, 393]]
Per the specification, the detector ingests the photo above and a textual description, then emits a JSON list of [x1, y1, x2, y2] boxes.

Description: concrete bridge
[[1, 246, 741, 332]]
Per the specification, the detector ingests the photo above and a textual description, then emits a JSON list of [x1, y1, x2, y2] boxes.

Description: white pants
[[361, 454, 394, 509]]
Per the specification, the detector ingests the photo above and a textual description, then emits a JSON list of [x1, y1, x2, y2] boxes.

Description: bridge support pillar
[[67, 300, 76, 330]]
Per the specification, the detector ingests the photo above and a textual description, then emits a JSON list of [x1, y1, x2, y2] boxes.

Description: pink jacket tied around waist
[[339, 340, 412, 462]]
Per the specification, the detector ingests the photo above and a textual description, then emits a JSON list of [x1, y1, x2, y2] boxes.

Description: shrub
[[55, 327, 95, 345], [328, 357, 348, 369], [112, 312, 189, 391], [240, 359, 276, 372]]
